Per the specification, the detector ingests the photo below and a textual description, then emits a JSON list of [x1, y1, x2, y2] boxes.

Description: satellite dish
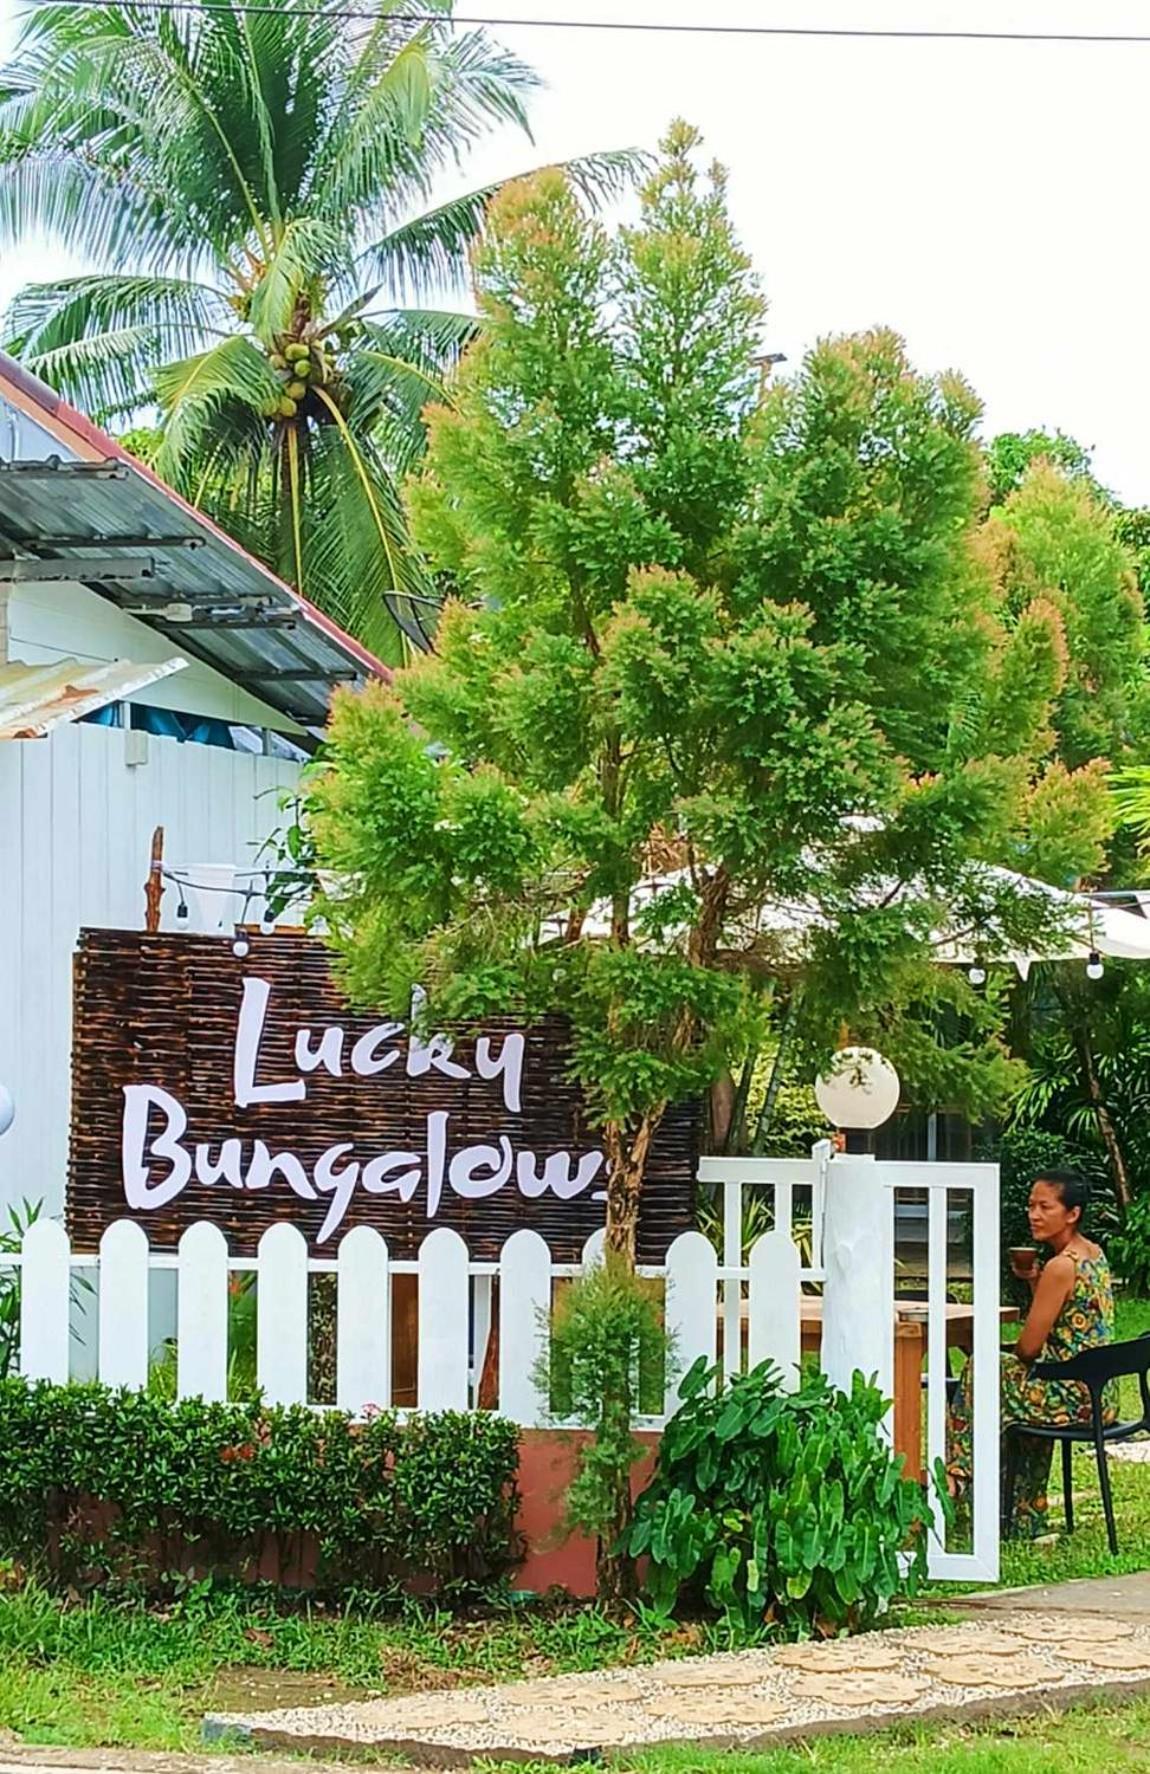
[[0, 1085, 14, 1138]]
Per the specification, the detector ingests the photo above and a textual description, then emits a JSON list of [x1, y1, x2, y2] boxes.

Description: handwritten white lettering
[[475, 1032, 525, 1114], [350, 1022, 403, 1076], [234, 979, 306, 1107], [122, 1085, 191, 1209], [121, 980, 609, 1240], [450, 1135, 513, 1199], [295, 1026, 345, 1076]]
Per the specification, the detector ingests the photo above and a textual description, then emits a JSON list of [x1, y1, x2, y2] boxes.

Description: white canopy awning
[[549, 862, 1150, 970]]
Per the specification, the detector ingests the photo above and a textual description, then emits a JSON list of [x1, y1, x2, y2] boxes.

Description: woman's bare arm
[[1015, 1254, 1076, 1364]]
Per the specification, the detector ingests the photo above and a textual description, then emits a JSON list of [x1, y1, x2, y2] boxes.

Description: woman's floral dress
[[948, 1249, 1116, 1537]]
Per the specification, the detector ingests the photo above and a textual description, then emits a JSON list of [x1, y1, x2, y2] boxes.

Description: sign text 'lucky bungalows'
[[68, 931, 695, 1258]]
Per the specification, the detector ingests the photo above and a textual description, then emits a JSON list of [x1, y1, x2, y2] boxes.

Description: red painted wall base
[[514, 1429, 659, 1598]]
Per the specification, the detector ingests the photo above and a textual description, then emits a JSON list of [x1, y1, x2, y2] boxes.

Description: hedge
[[0, 1379, 521, 1596]]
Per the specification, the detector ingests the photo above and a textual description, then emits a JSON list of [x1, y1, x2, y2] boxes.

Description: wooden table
[[796, 1297, 1018, 1481]]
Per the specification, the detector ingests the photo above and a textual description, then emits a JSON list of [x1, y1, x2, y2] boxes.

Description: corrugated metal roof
[[0, 655, 187, 740], [0, 354, 389, 734]]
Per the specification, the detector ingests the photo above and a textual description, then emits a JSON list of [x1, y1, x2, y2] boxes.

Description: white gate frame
[[698, 1149, 1000, 1584]]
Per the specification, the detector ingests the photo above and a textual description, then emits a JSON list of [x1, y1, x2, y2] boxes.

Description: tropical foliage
[[0, 0, 636, 657], [628, 1360, 933, 1634], [306, 123, 1123, 1278]]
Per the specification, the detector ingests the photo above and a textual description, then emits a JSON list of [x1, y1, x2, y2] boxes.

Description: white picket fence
[[11, 1217, 803, 1425], [8, 1150, 1000, 1583]]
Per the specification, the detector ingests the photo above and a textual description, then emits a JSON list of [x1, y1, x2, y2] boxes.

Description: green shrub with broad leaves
[[0, 1379, 520, 1597], [626, 1360, 934, 1635], [1112, 1192, 1150, 1295]]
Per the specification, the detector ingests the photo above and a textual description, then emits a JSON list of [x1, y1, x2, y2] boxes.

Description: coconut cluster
[[264, 338, 334, 419]]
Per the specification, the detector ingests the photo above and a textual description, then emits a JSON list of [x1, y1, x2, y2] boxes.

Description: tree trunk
[[603, 1111, 662, 1268], [1073, 1025, 1132, 1214], [595, 1111, 662, 1607], [595, 1378, 640, 1607]]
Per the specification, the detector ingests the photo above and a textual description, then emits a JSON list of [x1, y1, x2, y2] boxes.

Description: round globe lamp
[[815, 1047, 900, 1153]]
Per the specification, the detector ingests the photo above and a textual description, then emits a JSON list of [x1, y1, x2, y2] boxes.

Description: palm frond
[[12, 327, 167, 422], [0, 154, 187, 271], [307, 30, 436, 222], [155, 333, 281, 481], [367, 306, 478, 364], [347, 311, 476, 456], [358, 150, 646, 300], [431, 28, 539, 149], [5, 272, 225, 354], [357, 186, 492, 301], [247, 217, 345, 343], [561, 148, 652, 210], [305, 418, 438, 660]]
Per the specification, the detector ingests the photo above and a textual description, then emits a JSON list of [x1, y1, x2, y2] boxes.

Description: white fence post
[[969, 1166, 1001, 1583], [749, 1230, 801, 1389], [722, 1179, 741, 1379], [20, 1219, 71, 1383], [582, 1227, 606, 1270], [821, 1156, 894, 1414], [925, 1185, 949, 1562], [98, 1221, 150, 1390], [664, 1230, 717, 1413], [337, 1226, 390, 1414], [499, 1229, 550, 1425], [177, 1222, 229, 1401], [257, 1223, 308, 1405], [418, 1228, 469, 1410]]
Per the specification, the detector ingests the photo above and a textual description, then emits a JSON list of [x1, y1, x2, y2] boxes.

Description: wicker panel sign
[[68, 930, 696, 1258]]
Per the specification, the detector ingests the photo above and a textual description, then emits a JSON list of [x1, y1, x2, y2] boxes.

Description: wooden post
[[894, 1320, 925, 1482], [144, 826, 164, 933]]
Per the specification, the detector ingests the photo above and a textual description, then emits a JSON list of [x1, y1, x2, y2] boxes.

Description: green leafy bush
[[540, 1255, 668, 1602], [0, 1380, 520, 1597], [1112, 1193, 1150, 1294], [627, 1361, 933, 1636]]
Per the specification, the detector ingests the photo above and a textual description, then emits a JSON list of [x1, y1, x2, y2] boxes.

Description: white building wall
[[8, 577, 306, 732], [0, 719, 298, 1218]]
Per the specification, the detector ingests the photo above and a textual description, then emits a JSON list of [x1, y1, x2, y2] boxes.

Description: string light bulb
[[1086, 949, 1104, 981]]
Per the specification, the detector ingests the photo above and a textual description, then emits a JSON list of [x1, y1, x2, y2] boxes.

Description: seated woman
[[948, 1167, 1115, 1538]]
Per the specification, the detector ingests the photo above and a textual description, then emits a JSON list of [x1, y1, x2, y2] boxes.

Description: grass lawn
[[3, 1580, 1150, 1769], [979, 1292, 1150, 1590], [613, 1698, 1150, 1772], [0, 1582, 706, 1750]]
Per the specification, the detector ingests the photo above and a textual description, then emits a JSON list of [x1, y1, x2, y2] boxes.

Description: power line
[[16, 0, 1150, 43]]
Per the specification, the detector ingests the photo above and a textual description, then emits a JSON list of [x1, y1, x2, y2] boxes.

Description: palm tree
[[0, 0, 637, 660]]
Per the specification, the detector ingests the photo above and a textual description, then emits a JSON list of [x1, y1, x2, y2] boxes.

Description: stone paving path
[[956, 1570, 1150, 1621], [207, 1610, 1150, 1763]]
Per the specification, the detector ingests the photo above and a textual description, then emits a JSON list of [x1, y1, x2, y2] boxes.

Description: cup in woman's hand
[[1009, 1246, 1039, 1278]]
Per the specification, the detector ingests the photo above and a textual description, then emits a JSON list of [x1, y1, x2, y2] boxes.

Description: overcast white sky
[[2, 0, 1148, 504]]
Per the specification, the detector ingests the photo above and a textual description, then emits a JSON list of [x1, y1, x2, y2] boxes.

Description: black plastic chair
[[1003, 1333, 1150, 1555]]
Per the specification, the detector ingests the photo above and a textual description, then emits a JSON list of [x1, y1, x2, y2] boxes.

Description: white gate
[[698, 1149, 1001, 1584]]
